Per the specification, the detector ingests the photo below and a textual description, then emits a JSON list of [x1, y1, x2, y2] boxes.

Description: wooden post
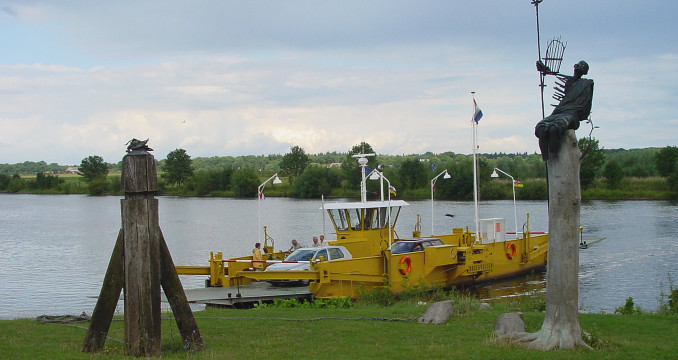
[[159, 230, 204, 350], [84, 149, 202, 356], [537, 129, 586, 348], [82, 230, 124, 352]]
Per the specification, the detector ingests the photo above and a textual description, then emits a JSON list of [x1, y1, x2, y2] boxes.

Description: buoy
[[506, 243, 517, 259], [399, 256, 412, 275]]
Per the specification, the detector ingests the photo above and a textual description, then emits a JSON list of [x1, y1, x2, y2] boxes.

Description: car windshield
[[285, 249, 317, 262], [391, 242, 415, 254]]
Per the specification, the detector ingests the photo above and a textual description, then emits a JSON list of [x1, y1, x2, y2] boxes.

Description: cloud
[[1, 6, 18, 17], [1, 1, 677, 164]]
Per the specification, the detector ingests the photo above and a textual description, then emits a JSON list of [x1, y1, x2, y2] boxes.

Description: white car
[[265, 246, 352, 286]]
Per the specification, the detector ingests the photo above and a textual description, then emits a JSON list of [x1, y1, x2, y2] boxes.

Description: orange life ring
[[399, 256, 412, 275], [506, 243, 517, 259]]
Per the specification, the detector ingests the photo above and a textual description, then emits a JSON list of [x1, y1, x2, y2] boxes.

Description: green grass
[[2, 293, 677, 359], [582, 177, 671, 200]]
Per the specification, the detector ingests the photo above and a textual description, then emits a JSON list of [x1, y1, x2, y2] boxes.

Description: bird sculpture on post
[[125, 138, 153, 154]]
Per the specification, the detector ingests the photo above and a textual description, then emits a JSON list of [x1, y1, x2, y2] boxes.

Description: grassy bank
[[3, 294, 677, 359]]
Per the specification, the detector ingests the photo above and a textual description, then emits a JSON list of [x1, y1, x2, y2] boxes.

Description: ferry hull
[[309, 232, 548, 298]]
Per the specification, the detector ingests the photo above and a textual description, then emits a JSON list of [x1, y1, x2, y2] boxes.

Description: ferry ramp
[[164, 281, 312, 308]]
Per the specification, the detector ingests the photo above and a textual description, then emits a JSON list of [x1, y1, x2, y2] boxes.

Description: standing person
[[319, 235, 326, 246], [252, 243, 264, 271], [312, 236, 319, 247], [289, 239, 302, 251]]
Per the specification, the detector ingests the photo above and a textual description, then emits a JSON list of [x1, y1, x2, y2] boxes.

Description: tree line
[[2, 142, 677, 199]]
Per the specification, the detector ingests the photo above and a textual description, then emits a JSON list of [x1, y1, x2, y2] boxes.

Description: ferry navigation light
[[258, 173, 283, 244], [491, 168, 519, 239], [431, 169, 451, 236]]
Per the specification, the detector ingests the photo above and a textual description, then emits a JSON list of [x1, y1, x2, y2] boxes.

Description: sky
[[1, 0, 676, 165]]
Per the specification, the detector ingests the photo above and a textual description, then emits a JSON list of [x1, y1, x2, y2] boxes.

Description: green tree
[[183, 169, 233, 195], [398, 157, 428, 190], [79, 155, 109, 182], [280, 145, 310, 177], [293, 165, 332, 198], [35, 173, 64, 189], [654, 146, 678, 177], [578, 137, 605, 190], [603, 160, 624, 189], [87, 177, 109, 195], [668, 166, 678, 193], [0, 174, 10, 190], [341, 142, 379, 188], [162, 148, 193, 185], [436, 157, 475, 200], [7, 174, 25, 193], [232, 168, 259, 197]]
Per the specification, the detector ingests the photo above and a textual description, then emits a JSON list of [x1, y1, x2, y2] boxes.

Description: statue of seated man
[[535, 60, 594, 161]]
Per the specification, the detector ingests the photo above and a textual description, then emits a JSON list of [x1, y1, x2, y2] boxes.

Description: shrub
[[232, 168, 259, 197], [669, 287, 678, 314], [87, 177, 109, 195], [7, 176, 25, 193], [614, 297, 641, 315]]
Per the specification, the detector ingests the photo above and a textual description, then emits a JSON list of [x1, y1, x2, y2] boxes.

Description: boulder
[[494, 312, 525, 336], [418, 300, 454, 324]]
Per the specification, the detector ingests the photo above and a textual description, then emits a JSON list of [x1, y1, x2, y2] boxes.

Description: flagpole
[[471, 92, 480, 242]]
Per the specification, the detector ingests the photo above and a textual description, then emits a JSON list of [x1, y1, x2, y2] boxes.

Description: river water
[[1, 194, 676, 319]]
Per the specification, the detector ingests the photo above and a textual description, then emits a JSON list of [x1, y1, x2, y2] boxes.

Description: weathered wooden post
[[517, 60, 593, 349], [121, 149, 162, 355], [83, 139, 203, 356]]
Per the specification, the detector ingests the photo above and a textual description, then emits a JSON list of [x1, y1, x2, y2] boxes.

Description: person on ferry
[[319, 235, 326, 246], [312, 236, 319, 247], [289, 239, 302, 251], [252, 243, 264, 271]]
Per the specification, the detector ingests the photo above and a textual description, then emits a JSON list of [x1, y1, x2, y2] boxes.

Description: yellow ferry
[[177, 154, 549, 299]]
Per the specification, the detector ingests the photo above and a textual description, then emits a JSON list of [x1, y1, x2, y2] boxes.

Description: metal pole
[[321, 195, 326, 239], [257, 173, 281, 243], [471, 92, 480, 242], [430, 170, 449, 236], [532, 0, 546, 119], [494, 168, 519, 239]]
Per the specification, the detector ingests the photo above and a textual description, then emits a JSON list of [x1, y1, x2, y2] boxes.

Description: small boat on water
[[177, 154, 550, 299]]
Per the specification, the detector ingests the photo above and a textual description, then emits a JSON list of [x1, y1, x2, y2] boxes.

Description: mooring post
[[83, 140, 202, 356], [121, 152, 162, 356]]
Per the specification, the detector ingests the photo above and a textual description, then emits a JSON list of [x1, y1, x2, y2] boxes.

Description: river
[[1, 194, 676, 319]]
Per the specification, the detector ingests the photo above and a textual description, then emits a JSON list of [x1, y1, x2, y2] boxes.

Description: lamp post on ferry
[[491, 168, 518, 239], [430, 169, 451, 236], [257, 173, 282, 244], [368, 169, 393, 248]]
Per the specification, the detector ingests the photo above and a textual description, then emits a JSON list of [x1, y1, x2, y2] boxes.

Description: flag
[[473, 98, 483, 123], [389, 185, 397, 196], [258, 188, 265, 199], [363, 166, 372, 174], [513, 180, 524, 188]]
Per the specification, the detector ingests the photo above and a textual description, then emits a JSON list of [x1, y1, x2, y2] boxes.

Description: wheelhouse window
[[329, 209, 349, 231], [349, 209, 362, 230]]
